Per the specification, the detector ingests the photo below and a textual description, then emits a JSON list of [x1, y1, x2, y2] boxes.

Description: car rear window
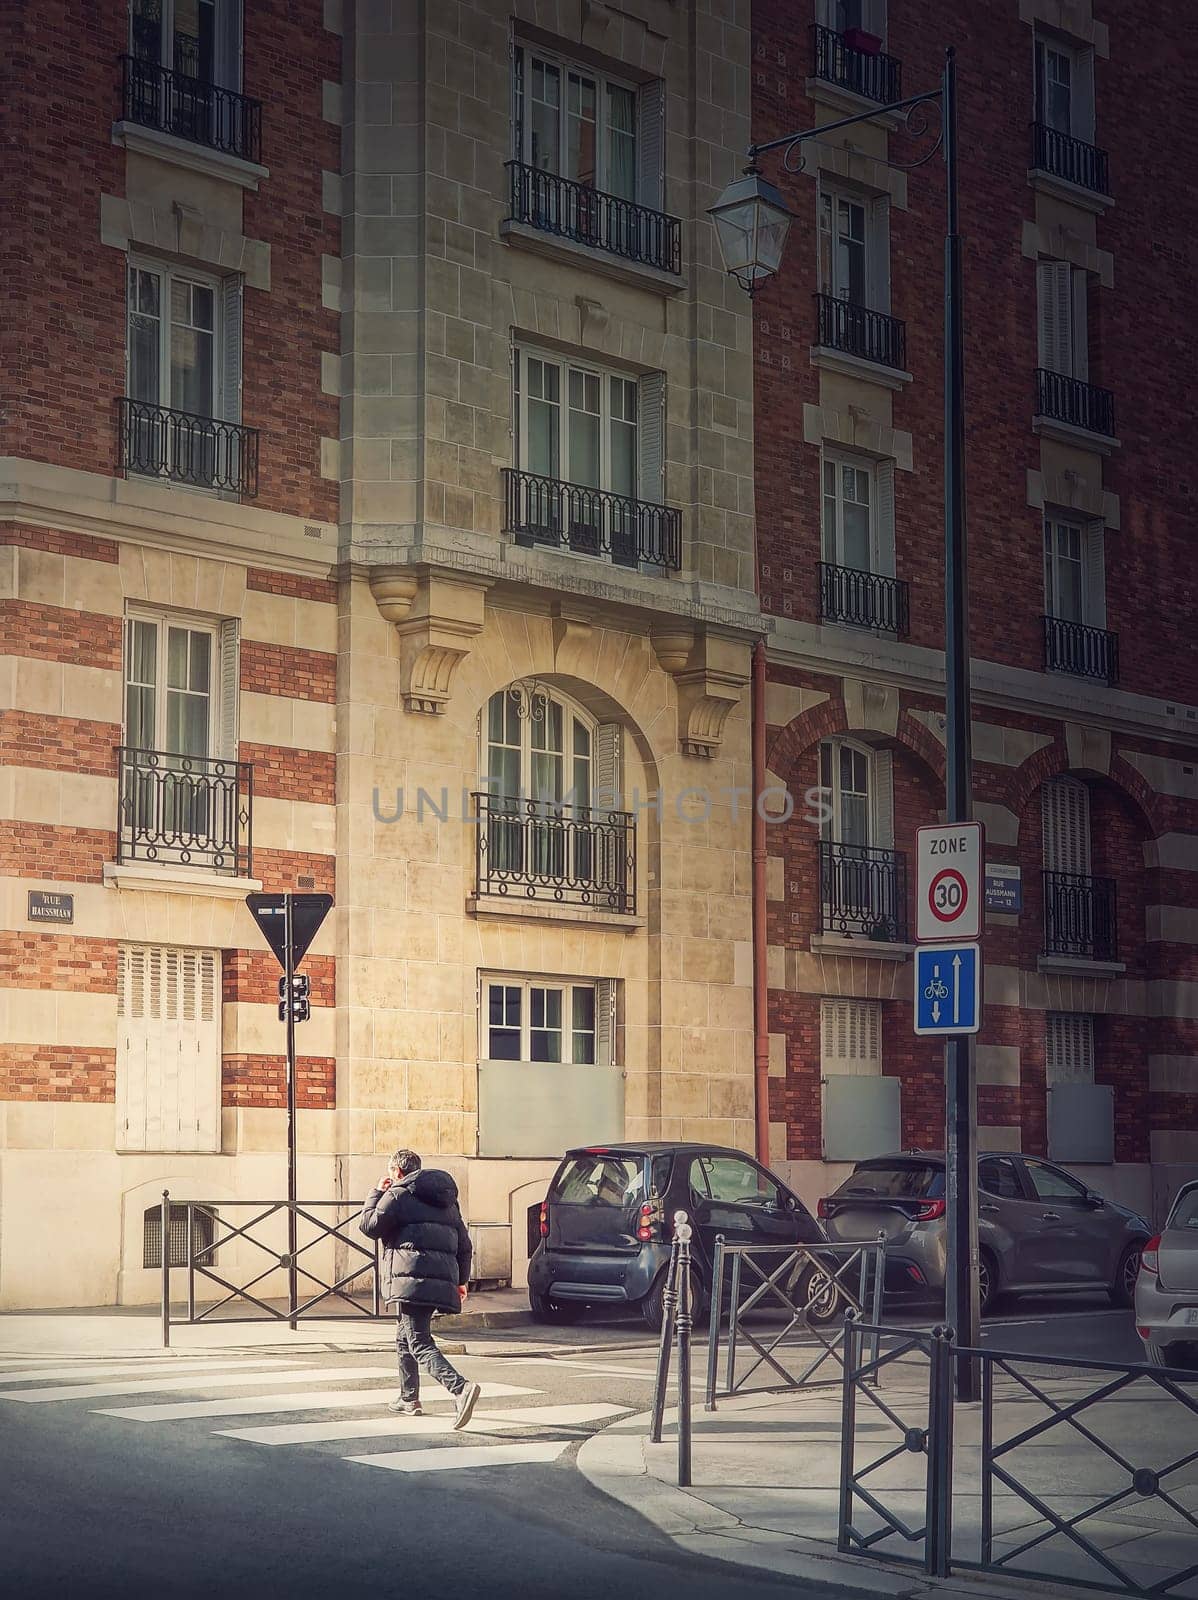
[[835, 1163, 946, 1200], [550, 1154, 647, 1207], [1170, 1187, 1198, 1230]]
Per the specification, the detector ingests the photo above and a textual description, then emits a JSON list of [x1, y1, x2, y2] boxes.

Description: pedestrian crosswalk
[[0, 1354, 631, 1478]]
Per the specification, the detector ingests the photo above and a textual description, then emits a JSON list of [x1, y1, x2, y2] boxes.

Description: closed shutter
[[510, 339, 520, 461], [863, 0, 888, 41], [594, 978, 617, 1068], [218, 0, 244, 92], [1083, 524, 1106, 627], [868, 196, 891, 314], [1071, 268, 1089, 381], [637, 372, 665, 504], [594, 722, 623, 808], [1042, 777, 1091, 874], [1074, 48, 1096, 142], [1046, 1013, 1094, 1084], [218, 618, 240, 759], [874, 459, 896, 577], [821, 998, 882, 1076], [636, 80, 665, 212], [220, 275, 243, 424], [1037, 260, 1073, 375], [872, 748, 894, 849], [118, 945, 221, 1153], [511, 41, 524, 162]]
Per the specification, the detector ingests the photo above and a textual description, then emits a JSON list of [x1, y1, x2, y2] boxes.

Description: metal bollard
[[674, 1209, 693, 1487], [704, 1234, 726, 1410], [649, 1234, 681, 1444], [160, 1188, 171, 1349]]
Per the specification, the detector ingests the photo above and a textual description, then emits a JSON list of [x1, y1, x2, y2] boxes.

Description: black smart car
[[527, 1141, 829, 1329]]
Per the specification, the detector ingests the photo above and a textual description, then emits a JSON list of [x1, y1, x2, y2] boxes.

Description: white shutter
[[1037, 261, 1072, 375], [218, 618, 240, 759], [220, 275, 243, 424], [1046, 1013, 1094, 1085], [872, 748, 894, 850], [594, 979, 617, 1068], [1071, 268, 1089, 381], [637, 372, 665, 504], [874, 459, 895, 576], [117, 945, 149, 1151], [1074, 48, 1096, 142], [511, 41, 524, 162], [868, 196, 891, 313], [1043, 777, 1091, 875], [1083, 524, 1106, 628], [117, 944, 221, 1154], [594, 722, 623, 809], [636, 80, 666, 212], [219, 0, 244, 92], [821, 999, 882, 1076]]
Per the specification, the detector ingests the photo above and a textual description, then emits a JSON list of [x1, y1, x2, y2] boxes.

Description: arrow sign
[[246, 892, 333, 972], [952, 953, 961, 1024], [914, 943, 981, 1037]]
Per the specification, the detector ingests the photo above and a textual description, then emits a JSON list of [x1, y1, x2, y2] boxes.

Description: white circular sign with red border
[[916, 822, 983, 943], [928, 867, 968, 925]]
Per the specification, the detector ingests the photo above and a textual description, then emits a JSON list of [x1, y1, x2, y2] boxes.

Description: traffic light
[[278, 972, 311, 1023]]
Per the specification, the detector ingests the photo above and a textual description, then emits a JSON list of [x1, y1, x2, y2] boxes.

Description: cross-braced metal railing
[[158, 1194, 385, 1345], [837, 1318, 955, 1578], [704, 1236, 887, 1408]]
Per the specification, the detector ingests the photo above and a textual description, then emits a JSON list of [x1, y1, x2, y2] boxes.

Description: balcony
[[119, 398, 259, 498], [473, 793, 636, 916], [819, 562, 909, 635], [1043, 615, 1119, 686], [818, 840, 908, 942], [503, 468, 681, 571], [505, 161, 682, 278], [1034, 369, 1116, 444], [117, 747, 253, 877], [815, 293, 907, 375], [1043, 869, 1117, 962], [810, 23, 901, 106], [1030, 121, 1110, 201], [120, 54, 262, 165]]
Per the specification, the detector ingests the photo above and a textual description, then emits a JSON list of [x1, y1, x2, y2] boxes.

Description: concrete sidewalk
[[577, 1361, 1198, 1599]]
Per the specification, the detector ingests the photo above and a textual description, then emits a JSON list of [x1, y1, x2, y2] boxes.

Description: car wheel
[[791, 1264, 844, 1327], [640, 1266, 705, 1332], [1109, 1243, 1143, 1309], [978, 1249, 999, 1316], [528, 1288, 586, 1325]]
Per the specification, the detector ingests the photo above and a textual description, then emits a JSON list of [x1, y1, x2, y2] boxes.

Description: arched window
[[484, 683, 597, 808], [819, 738, 893, 849], [818, 738, 901, 940]]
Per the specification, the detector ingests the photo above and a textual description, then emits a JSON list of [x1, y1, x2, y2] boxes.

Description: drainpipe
[[751, 637, 770, 1167]]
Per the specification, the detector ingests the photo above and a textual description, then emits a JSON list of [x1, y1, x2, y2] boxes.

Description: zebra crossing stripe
[[0, 1358, 302, 1387], [95, 1386, 405, 1422], [344, 1442, 570, 1473], [0, 1365, 393, 1404], [215, 1385, 541, 1445]]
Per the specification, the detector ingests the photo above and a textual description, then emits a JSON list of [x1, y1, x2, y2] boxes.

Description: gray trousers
[[395, 1305, 467, 1400]]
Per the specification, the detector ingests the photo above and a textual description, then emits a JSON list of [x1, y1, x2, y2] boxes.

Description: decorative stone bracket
[[652, 626, 751, 759], [369, 569, 491, 714]]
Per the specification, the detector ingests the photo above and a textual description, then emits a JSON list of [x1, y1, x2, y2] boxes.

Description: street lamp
[[712, 50, 981, 1400]]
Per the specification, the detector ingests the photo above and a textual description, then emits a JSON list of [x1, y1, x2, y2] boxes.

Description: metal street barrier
[[704, 1234, 887, 1408]]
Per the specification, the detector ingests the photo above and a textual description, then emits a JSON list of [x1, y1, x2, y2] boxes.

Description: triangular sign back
[[246, 892, 333, 972]]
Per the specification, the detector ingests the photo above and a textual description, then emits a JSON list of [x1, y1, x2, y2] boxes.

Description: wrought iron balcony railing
[[1043, 869, 1117, 961], [1035, 368, 1115, 438], [503, 467, 681, 571], [1031, 120, 1110, 197], [120, 54, 262, 165], [117, 747, 253, 876], [474, 792, 636, 915], [810, 23, 902, 105], [1043, 614, 1119, 685], [819, 840, 908, 942], [506, 161, 682, 276], [819, 561, 909, 635], [119, 398, 259, 497], [815, 292, 907, 371]]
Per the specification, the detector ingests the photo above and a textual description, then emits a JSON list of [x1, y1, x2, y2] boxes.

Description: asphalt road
[[0, 1294, 1140, 1600]]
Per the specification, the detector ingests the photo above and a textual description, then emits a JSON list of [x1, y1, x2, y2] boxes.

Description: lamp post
[[711, 48, 980, 1399]]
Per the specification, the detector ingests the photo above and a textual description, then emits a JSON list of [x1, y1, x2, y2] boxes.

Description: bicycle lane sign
[[914, 943, 981, 1035]]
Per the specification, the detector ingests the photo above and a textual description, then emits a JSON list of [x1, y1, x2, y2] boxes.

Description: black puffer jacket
[[360, 1169, 472, 1313]]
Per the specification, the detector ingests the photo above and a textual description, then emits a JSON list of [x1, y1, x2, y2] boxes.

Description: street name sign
[[984, 863, 1021, 915], [916, 821, 983, 942], [914, 943, 981, 1035]]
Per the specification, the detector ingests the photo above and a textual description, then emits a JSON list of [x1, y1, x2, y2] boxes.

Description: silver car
[[1136, 1181, 1198, 1369], [821, 1150, 1152, 1315]]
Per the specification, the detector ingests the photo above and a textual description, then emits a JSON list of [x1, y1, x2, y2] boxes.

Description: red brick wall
[[0, 526, 120, 563], [2, 712, 120, 777], [222, 1054, 335, 1110], [0, 823, 114, 884], [246, 568, 338, 605], [0, 1045, 116, 1103], [0, 933, 117, 993], [0, 602, 121, 670], [222, 950, 335, 1008], [241, 639, 337, 704], [241, 743, 336, 805]]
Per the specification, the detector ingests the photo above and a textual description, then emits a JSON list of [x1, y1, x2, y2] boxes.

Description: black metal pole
[[285, 892, 298, 1330], [675, 1221, 693, 1488], [160, 1188, 171, 1349], [649, 1236, 680, 1444], [941, 46, 980, 1401]]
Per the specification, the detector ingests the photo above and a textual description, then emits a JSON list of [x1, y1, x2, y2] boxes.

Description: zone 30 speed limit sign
[[916, 821, 983, 942]]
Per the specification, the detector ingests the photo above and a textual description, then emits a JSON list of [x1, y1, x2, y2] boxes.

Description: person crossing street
[[360, 1149, 481, 1428]]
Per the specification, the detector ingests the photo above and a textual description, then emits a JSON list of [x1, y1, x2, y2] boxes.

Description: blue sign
[[914, 943, 982, 1036], [984, 864, 1022, 915]]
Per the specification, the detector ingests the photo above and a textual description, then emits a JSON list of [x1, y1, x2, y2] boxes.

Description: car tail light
[[817, 1198, 831, 1220], [539, 1202, 549, 1239], [638, 1200, 663, 1243], [1140, 1235, 1161, 1279], [906, 1264, 926, 1284], [1137, 1326, 1151, 1340], [915, 1200, 946, 1221]]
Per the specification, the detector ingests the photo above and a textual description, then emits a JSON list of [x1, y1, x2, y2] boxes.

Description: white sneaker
[[452, 1381, 481, 1431]]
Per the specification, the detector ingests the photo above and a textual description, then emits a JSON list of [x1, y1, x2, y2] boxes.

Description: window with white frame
[[1043, 515, 1105, 629], [124, 610, 239, 761], [821, 998, 882, 1075], [819, 739, 894, 851], [515, 347, 645, 499], [127, 260, 242, 423], [482, 976, 616, 1067], [117, 943, 221, 1153], [1046, 1012, 1095, 1085], [512, 45, 664, 210], [130, 0, 242, 89], [821, 453, 896, 576], [1036, 260, 1088, 380], [1034, 32, 1094, 142], [818, 184, 890, 310]]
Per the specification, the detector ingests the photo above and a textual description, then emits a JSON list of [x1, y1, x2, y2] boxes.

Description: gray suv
[[820, 1150, 1151, 1314]]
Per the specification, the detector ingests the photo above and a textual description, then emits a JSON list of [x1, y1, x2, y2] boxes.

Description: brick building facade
[[751, 0, 1198, 1223]]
